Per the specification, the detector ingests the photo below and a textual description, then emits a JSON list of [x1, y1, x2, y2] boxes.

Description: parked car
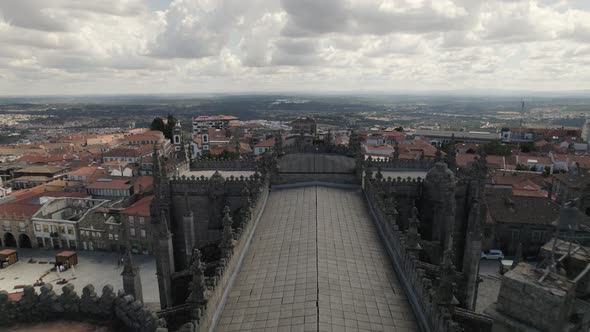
[[481, 249, 504, 260]]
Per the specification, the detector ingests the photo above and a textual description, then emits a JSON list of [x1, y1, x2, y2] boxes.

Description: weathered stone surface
[[80, 284, 100, 315], [38, 283, 59, 319], [17, 286, 39, 321], [494, 263, 575, 332], [0, 291, 17, 325], [98, 284, 116, 319]]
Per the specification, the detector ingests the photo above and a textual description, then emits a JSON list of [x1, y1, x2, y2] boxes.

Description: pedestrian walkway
[[216, 186, 417, 332]]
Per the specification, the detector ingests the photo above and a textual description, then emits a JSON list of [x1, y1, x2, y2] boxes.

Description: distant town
[[1, 96, 590, 332]]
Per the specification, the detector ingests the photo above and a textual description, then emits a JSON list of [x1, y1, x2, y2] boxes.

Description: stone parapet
[[0, 284, 166, 332]]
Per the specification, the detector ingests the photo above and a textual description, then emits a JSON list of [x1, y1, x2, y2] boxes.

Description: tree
[[520, 142, 538, 153], [150, 117, 166, 133], [150, 114, 178, 140], [515, 164, 529, 171], [482, 140, 512, 157], [394, 126, 404, 132]]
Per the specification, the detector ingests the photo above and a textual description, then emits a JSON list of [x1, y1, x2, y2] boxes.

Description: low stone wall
[[0, 284, 166, 332], [273, 172, 360, 185], [190, 159, 257, 170]]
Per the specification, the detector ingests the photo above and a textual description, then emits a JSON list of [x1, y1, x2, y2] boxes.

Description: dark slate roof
[[485, 188, 560, 225]]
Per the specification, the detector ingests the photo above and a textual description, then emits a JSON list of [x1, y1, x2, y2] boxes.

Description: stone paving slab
[[217, 186, 417, 332]]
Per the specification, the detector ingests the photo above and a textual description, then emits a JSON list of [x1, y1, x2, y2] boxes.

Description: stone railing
[[161, 175, 270, 332], [0, 284, 166, 332], [364, 179, 462, 332], [190, 159, 258, 170]]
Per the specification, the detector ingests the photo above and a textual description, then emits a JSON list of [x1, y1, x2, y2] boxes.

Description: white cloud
[[0, 0, 590, 95]]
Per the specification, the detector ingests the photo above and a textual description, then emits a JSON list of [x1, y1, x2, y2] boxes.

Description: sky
[[1, 0, 590, 96]]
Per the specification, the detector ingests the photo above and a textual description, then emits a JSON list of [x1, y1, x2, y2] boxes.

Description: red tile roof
[[67, 166, 109, 177], [121, 195, 154, 217], [134, 176, 153, 194], [255, 137, 276, 148], [193, 115, 238, 121], [86, 179, 133, 190]]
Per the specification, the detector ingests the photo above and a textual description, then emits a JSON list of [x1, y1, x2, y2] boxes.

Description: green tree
[[394, 126, 404, 132], [150, 117, 166, 133], [150, 114, 178, 140], [520, 142, 538, 153], [482, 140, 512, 157]]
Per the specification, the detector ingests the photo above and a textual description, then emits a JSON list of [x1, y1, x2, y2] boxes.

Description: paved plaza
[[0, 248, 159, 304], [217, 186, 417, 332]]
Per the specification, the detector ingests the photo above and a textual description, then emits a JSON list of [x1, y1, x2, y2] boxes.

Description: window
[[3, 222, 11, 231], [129, 216, 135, 224], [114, 234, 119, 241], [19, 222, 26, 232], [109, 225, 114, 230], [67, 227, 74, 235], [130, 228, 136, 237], [108, 234, 113, 240], [139, 217, 145, 226], [511, 229, 520, 241], [532, 231, 543, 242], [43, 224, 49, 233], [140, 229, 146, 238], [59, 226, 65, 234], [35, 224, 41, 232]]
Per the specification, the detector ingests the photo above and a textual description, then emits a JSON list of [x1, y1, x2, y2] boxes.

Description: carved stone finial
[[437, 249, 457, 305], [220, 206, 235, 258], [187, 249, 207, 306]]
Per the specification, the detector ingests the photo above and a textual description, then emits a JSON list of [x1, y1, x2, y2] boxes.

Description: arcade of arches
[[1, 233, 32, 248]]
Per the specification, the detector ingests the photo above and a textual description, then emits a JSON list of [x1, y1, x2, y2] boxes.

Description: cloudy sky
[[1, 0, 590, 95]]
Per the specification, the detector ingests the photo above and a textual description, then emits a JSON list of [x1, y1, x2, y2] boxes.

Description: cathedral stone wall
[[364, 177, 491, 332]]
